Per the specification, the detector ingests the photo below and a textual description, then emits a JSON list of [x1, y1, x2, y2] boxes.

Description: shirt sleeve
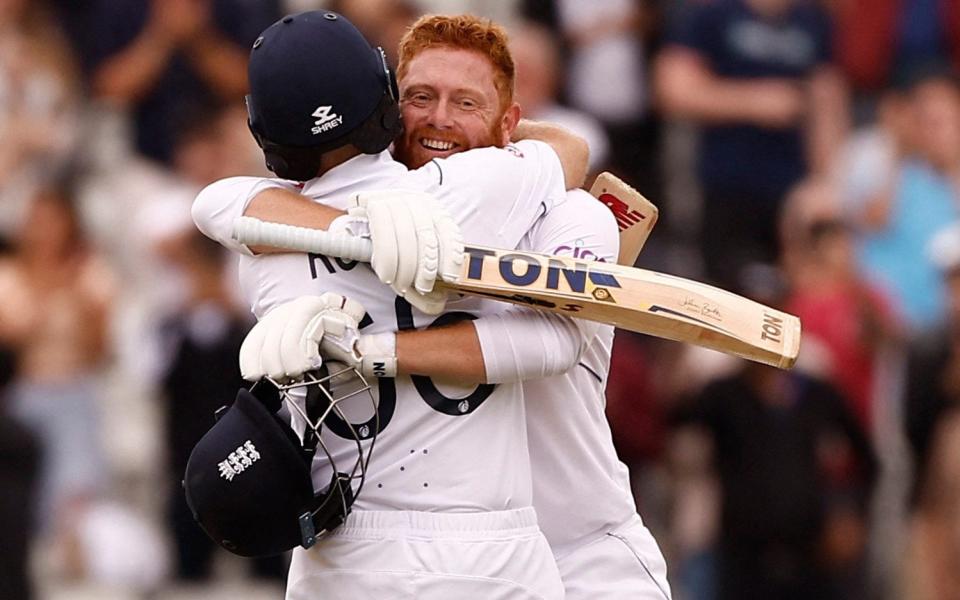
[[473, 188, 620, 383], [406, 139, 568, 250], [191, 176, 297, 254], [473, 307, 589, 383]]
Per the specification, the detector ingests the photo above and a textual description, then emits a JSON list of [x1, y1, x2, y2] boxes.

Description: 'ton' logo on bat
[[761, 313, 783, 343], [464, 247, 621, 293], [599, 192, 646, 232]]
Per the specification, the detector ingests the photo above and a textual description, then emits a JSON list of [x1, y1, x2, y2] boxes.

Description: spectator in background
[[121, 102, 277, 582], [82, 0, 280, 165], [327, 0, 419, 66], [0, 240, 40, 600], [510, 20, 611, 174], [830, 0, 960, 96], [522, 0, 649, 125], [128, 102, 260, 385], [655, 0, 848, 288], [904, 225, 960, 599], [674, 356, 878, 600], [0, 182, 116, 579], [905, 223, 960, 505], [605, 331, 665, 482], [134, 102, 260, 310], [521, 0, 660, 195], [835, 82, 915, 219], [153, 232, 280, 583], [780, 178, 898, 435], [855, 64, 960, 336], [0, 0, 81, 235]]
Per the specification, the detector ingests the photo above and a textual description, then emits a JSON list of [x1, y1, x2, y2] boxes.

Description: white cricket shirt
[[193, 142, 569, 513], [475, 189, 639, 554]]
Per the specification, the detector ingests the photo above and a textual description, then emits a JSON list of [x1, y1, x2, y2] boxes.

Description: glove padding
[[350, 190, 464, 314], [239, 293, 366, 381]]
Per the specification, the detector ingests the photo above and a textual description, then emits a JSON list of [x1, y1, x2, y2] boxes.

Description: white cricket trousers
[[556, 515, 672, 600], [286, 507, 564, 599]]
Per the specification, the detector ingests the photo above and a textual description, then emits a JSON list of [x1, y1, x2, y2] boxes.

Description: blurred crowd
[[2, 0, 960, 599]]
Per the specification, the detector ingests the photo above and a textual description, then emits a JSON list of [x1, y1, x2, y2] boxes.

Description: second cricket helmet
[[183, 364, 378, 557]]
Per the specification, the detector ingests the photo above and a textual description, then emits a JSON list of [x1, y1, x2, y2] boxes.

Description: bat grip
[[232, 216, 374, 262]]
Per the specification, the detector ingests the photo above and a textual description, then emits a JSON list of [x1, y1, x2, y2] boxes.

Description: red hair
[[397, 14, 515, 109]]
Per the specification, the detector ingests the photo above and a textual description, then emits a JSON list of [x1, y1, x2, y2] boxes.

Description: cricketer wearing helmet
[[191, 10, 591, 599], [227, 13, 671, 600]]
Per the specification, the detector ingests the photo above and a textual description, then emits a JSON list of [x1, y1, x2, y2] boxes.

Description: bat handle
[[232, 216, 374, 263]]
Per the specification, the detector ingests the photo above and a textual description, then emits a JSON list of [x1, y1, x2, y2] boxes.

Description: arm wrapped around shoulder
[[192, 177, 294, 254], [472, 306, 599, 383]]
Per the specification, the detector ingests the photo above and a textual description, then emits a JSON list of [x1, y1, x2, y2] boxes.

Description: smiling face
[[393, 46, 520, 169]]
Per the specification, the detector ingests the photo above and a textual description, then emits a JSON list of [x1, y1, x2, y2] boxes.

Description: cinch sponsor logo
[[553, 239, 607, 262], [464, 247, 621, 292]]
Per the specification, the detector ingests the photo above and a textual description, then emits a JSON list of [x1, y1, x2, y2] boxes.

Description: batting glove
[[239, 293, 366, 382], [347, 190, 464, 314]]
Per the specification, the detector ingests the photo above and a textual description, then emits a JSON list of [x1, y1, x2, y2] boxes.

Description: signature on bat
[[681, 297, 722, 321]]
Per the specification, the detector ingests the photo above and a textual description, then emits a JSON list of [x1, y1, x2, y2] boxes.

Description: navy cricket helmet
[[183, 365, 378, 557], [245, 11, 402, 181]]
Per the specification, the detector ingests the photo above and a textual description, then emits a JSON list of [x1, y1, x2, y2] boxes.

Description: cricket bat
[[232, 217, 801, 369], [589, 172, 658, 266]]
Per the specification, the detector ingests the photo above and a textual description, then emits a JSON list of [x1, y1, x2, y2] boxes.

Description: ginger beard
[[392, 47, 515, 170]]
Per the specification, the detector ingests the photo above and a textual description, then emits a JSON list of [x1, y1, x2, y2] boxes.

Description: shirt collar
[[301, 151, 404, 198]]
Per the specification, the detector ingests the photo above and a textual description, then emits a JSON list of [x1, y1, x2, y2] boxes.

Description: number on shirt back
[[395, 298, 497, 416], [321, 296, 498, 440]]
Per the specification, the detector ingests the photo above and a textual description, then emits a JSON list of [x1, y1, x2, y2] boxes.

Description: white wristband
[[356, 332, 397, 378]]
